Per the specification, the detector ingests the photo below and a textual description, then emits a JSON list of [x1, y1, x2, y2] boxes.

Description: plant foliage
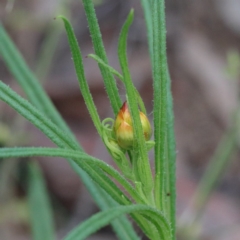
[[0, 0, 176, 239]]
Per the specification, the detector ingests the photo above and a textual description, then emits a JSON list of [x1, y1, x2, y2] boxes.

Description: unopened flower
[[113, 101, 152, 150]]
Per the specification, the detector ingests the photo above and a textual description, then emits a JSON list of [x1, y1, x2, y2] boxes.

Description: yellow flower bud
[[113, 101, 152, 150]]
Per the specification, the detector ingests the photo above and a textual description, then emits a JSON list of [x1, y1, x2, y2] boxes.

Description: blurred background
[[0, 0, 240, 239]]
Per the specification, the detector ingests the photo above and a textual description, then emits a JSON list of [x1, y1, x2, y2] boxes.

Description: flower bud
[[113, 101, 152, 149]]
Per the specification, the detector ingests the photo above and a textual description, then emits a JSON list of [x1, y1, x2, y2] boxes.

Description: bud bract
[[113, 101, 152, 150]]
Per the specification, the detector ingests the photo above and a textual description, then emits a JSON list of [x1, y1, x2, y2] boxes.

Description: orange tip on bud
[[113, 101, 152, 149]]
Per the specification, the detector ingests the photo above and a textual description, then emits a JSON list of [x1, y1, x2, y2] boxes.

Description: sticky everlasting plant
[[0, 0, 176, 240]]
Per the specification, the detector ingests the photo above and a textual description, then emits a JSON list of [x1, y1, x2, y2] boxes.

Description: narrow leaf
[[140, 1, 177, 236], [64, 205, 171, 240], [0, 147, 146, 205], [118, 10, 153, 199], [28, 162, 55, 240], [0, 82, 132, 207], [0, 24, 78, 144], [0, 146, 170, 239], [152, 0, 168, 212], [0, 81, 79, 150], [88, 54, 124, 80], [89, 187, 139, 240], [58, 16, 102, 136], [140, 0, 153, 64], [82, 0, 122, 115]]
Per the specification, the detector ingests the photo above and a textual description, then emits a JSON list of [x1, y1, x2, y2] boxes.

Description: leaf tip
[[127, 9, 134, 24], [130, 8, 134, 16], [55, 15, 67, 23]]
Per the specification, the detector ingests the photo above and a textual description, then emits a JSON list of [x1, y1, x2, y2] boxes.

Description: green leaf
[[82, 0, 122, 115], [28, 162, 55, 240], [64, 205, 171, 240], [0, 81, 79, 150], [35, 22, 63, 81], [0, 24, 78, 145], [0, 147, 146, 205], [88, 53, 124, 81], [58, 16, 102, 136], [151, 0, 168, 211], [0, 146, 171, 239], [0, 82, 131, 205], [140, 0, 153, 64], [141, 1, 176, 236], [88, 187, 139, 240], [118, 10, 153, 201]]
